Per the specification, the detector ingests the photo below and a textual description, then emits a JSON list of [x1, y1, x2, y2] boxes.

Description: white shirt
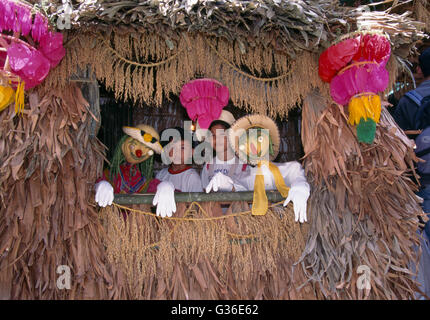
[[239, 161, 310, 194], [201, 156, 249, 191], [156, 167, 203, 192]]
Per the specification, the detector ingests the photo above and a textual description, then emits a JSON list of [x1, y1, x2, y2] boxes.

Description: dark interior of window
[[96, 83, 304, 172]]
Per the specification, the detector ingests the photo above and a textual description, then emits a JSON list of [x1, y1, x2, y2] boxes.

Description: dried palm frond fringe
[[99, 201, 313, 299], [298, 90, 426, 299], [413, 0, 430, 31], [41, 31, 325, 119], [0, 85, 127, 299]]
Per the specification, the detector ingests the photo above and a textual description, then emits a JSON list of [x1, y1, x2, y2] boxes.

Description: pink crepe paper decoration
[[16, 5, 32, 36], [7, 43, 31, 72], [39, 32, 66, 68], [31, 13, 48, 43], [180, 78, 229, 129], [0, 0, 66, 89], [0, 1, 16, 33], [318, 33, 391, 144], [0, 0, 49, 40], [7, 43, 50, 89], [318, 34, 391, 104], [330, 63, 389, 105]]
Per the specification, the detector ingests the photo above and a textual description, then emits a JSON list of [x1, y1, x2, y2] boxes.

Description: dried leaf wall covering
[[0, 85, 127, 299], [100, 201, 313, 299], [41, 30, 326, 119], [299, 91, 424, 299], [413, 0, 430, 31]]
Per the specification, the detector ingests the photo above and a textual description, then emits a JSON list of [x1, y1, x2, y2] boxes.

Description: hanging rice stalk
[[99, 200, 314, 299], [41, 31, 324, 118]]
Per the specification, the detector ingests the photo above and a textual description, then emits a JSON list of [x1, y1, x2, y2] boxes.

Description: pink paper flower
[[0, 0, 16, 33], [7, 43, 31, 72]]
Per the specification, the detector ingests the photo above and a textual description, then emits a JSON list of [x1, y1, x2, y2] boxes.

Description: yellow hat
[[228, 114, 280, 165], [122, 124, 163, 154]]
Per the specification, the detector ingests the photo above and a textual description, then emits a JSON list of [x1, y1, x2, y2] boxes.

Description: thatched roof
[[34, 0, 426, 116], [33, 0, 425, 58]]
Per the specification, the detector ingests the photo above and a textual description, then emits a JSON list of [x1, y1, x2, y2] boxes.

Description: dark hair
[[209, 120, 231, 131], [159, 126, 198, 148], [419, 47, 430, 78]]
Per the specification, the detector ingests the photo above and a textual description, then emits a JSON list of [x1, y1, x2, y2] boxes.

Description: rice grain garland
[[99, 200, 311, 299], [41, 31, 322, 119]]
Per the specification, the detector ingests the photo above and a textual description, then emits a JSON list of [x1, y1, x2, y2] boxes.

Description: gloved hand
[[153, 181, 176, 217], [205, 172, 234, 193], [95, 180, 114, 207], [283, 185, 310, 223]]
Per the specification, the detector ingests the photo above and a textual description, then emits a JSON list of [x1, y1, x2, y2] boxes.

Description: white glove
[[95, 180, 114, 207], [283, 185, 310, 223], [205, 172, 234, 193], [152, 181, 176, 217]]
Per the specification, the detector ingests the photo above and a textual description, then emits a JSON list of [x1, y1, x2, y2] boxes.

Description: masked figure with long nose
[[94, 124, 163, 207]]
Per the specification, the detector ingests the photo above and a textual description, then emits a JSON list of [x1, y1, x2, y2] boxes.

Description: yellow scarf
[[0, 85, 15, 112], [14, 81, 25, 116], [252, 161, 290, 215]]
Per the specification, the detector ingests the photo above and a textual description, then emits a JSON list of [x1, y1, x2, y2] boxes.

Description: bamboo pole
[[404, 130, 421, 135], [114, 191, 285, 204]]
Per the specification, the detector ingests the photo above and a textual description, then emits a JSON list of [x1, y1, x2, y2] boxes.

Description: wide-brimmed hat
[[228, 114, 280, 165], [195, 110, 236, 141], [122, 124, 163, 154]]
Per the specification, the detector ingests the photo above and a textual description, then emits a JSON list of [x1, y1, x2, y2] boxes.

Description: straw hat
[[122, 124, 163, 154], [195, 110, 236, 141], [228, 114, 280, 165]]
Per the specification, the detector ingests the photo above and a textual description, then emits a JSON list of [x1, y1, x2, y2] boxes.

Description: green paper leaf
[[356, 118, 376, 144]]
